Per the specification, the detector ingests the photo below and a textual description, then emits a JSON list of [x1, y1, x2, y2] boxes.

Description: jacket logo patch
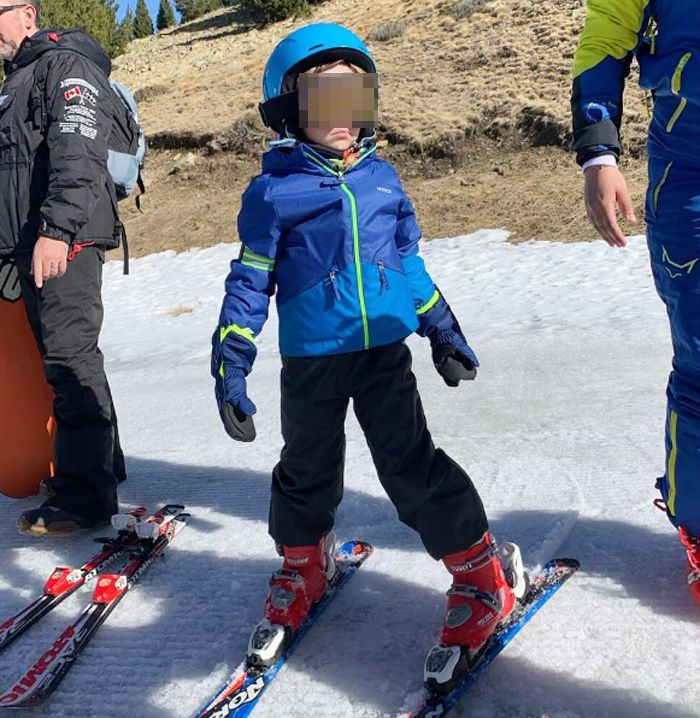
[[64, 86, 82, 101], [662, 246, 698, 279], [376, 186, 392, 194], [60, 78, 99, 97]]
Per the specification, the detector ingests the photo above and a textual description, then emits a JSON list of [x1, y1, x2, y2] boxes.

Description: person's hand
[[432, 341, 478, 387], [31, 237, 69, 288], [211, 330, 257, 442], [583, 165, 637, 248]]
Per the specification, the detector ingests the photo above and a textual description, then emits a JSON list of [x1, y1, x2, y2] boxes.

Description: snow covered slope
[[1, 231, 697, 718]]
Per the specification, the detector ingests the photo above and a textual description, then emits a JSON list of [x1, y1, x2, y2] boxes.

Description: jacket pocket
[[377, 260, 391, 294], [0, 93, 15, 149], [665, 97, 687, 133], [0, 94, 22, 253], [324, 268, 341, 303]]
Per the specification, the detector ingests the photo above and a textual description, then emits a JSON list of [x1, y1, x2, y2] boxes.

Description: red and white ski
[[0, 505, 149, 653], [0, 505, 189, 708]]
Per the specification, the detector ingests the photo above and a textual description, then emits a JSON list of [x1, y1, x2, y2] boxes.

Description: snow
[[1, 230, 698, 718]]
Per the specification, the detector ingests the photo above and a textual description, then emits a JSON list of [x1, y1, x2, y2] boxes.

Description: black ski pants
[[15, 246, 124, 516], [270, 340, 488, 560]]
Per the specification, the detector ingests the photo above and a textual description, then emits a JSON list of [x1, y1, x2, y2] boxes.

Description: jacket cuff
[[573, 119, 621, 166], [581, 154, 618, 173], [38, 220, 73, 245]]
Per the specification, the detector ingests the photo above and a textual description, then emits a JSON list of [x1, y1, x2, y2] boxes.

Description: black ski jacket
[[0, 29, 121, 256]]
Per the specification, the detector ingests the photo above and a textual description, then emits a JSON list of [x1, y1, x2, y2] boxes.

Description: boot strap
[[270, 568, 304, 585], [446, 541, 496, 574], [446, 585, 501, 613]]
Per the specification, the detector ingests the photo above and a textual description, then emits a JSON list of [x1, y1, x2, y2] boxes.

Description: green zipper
[[303, 148, 373, 349], [653, 161, 673, 212], [339, 182, 369, 349], [671, 52, 692, 95]]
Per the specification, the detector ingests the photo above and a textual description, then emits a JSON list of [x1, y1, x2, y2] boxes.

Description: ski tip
[[549, 557, 581, 570], [162, 503, 186, 513], [336, 540, 373, 563]]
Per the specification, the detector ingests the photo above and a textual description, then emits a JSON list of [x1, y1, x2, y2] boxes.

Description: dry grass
[[367, 20, 406, 42], [164, 305, 196, 316], [444, 0, 491, 21], [111, 0, 650, 258]]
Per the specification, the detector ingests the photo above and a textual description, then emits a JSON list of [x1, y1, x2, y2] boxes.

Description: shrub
[[367, 20, 406, 42], [445, 0, 489, 20]]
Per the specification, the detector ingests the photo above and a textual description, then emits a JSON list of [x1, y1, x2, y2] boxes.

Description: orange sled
[[0, 260, 55, 498]]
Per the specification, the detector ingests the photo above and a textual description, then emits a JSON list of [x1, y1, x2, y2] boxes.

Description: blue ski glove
[[211, 328, 257, 442], [417, 292, 479, 387]]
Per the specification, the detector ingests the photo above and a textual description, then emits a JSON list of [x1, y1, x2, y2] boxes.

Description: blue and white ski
[[194, 540, 373, 718], [408, 557, 580, 718]]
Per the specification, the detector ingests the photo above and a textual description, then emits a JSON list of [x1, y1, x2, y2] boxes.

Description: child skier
[[211, 23, 527, 691]]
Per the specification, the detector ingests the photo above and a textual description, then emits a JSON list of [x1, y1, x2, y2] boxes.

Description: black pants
[[16, 246, 123, 516], [270, 340, 488, 560]]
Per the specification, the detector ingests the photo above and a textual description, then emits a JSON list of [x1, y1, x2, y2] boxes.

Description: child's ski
[[0, 505, 152, 653], [194, 540, 373, 718], [408, 557, 580, 718], [0, 507, 189, 709]]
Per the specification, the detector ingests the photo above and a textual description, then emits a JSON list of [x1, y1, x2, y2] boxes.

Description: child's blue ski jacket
[[217, 143, 441, 367]]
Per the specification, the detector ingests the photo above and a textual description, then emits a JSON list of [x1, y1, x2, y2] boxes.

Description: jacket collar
[[261, 141, 378, 177], [4, 29, 111, 76]]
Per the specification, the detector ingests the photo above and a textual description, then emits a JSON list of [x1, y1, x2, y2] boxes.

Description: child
[[211, 23, 526, 691]]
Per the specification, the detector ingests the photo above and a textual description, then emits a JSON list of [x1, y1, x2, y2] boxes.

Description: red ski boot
[[247, 533, 335, 667], [654, 489, 700, 608], [678, 526, 700, 607], [424, 533, 527, 693]]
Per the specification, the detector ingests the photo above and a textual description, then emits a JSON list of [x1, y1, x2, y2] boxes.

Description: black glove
[[212, 329, 257, 443], [432, 344, 478, 387], [219, 403, 256, 443]]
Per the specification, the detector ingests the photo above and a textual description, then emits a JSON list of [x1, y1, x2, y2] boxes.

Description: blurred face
[[298, 65, 378, 151], [0, 2, 37, 61]]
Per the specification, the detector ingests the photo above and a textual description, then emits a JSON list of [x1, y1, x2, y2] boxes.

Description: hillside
[[112, 0, 650, 257]]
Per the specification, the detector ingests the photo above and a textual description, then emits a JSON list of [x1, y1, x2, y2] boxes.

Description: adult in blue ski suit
[[572, 0, 700, 600]]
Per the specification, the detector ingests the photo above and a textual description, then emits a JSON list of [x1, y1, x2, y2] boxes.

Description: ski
[[0, 506, 149, 653], [194, 540, 373, 718], [408, 557, 580, 718], [0, 507, 189, 709]]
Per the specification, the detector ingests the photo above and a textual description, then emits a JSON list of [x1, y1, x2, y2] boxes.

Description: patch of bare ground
[[117, 139, 647, 260], [112, 0, 650, 258]]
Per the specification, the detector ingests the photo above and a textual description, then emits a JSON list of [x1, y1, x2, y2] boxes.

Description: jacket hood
[[5, 29, 111, 76]]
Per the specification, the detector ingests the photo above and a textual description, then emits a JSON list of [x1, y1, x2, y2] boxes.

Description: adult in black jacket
[[0, 1, 126, 533]]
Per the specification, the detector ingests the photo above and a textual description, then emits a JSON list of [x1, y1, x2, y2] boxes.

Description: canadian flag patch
[[63, 86, 82, 101]]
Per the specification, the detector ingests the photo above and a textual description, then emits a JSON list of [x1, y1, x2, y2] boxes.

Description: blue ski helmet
[[262, 23, 377, 101]]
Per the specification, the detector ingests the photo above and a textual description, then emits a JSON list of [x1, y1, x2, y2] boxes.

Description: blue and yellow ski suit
[[573, 0, 700, 536]]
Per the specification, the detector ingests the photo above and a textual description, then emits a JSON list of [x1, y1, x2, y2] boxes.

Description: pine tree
[[42, 0, 126, 56], [156, 0, 177, 30], [117, 7, 135, 48], [133, 0, 154, 38], [174, 0, 194, 21], [175, 0, 224, 23]]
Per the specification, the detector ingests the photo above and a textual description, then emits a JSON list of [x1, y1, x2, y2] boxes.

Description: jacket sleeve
[[393, 179, 441, 316], [571, 0, 652, 166], [391, 167, 470, 349], [215, 176, 280, 376], [39, 54, 113, 243]]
